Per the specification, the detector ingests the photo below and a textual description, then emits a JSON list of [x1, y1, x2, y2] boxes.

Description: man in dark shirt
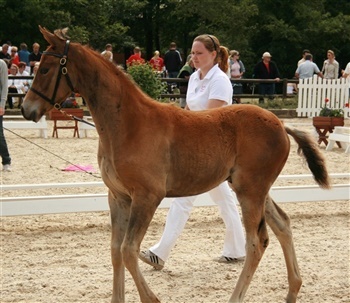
[[253, 52, 280, 103], [0, 44, 11, 60], [164, 42, 182, 78], [29, 43, 42, 74]]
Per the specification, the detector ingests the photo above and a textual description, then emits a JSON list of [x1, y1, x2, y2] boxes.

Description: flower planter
[[312, 116, 344, 146], [312, 116, 344, 128], [48, 108, 84, 138]]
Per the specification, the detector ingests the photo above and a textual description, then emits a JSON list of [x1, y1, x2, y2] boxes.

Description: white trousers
[[150, 182, 246, 261]]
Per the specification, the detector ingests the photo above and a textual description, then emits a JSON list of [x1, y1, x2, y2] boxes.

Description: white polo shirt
[[186, 64, 233, 111]]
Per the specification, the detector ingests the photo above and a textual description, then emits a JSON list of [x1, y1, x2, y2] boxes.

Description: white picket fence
[[297, 75, 350, 118], [1, 173, 349, 216]]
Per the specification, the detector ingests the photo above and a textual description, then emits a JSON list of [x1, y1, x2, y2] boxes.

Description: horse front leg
[[109, 192, 130, 303], [228, 193, 269, 303], [265, 195, 302, 303], [121, 192, 161, 303]]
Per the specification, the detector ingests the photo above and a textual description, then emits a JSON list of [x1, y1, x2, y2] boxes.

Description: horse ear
[[54, 27, 70, 40], [39, 25, 59, 46]]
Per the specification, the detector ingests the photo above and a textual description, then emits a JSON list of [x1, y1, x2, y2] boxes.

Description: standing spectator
[[229, 50, 245, 104], [0, 59, 11, 171], [176, 57, 194, 108], [342, 62, 350, 78], [164, 42, 182, 78], [297, 49, 311, 66], [321, 50, 339, 79], [0, 44, 11, 60], [18, 43, 31, 73], [101, 43, 113, 62], [295, 54, 323, 79], [149, 50, 164, 74], [102, 51, 113, 62], [341, 62, 350, 97], [126, 46, 145, 67], [9, 46, 20, 66], [139, 34, 246, 270], [29, 43, 42, 74], [253, 52, 280, 103]]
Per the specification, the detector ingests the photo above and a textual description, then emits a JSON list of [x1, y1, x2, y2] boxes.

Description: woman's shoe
[[139, 250, 164, 270]]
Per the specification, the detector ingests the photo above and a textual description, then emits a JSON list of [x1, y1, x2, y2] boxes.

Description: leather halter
[[30, 40, 75, 108]]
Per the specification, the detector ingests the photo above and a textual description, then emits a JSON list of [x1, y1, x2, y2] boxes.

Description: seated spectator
[[17, 62, 30, 92], [29, 43, 42, 74], [126, 46, 145, 67], [18, 43, 31, 73], [0, 44, 11, 60], [10, 46, 20, 66], [27, 62, 40, 88], [8, 64, 25, 109], [287, 81, 298, 95]]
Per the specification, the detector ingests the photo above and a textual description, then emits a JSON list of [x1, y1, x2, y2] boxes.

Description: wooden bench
[[3, 115, 48, 138], [326, 126, 350, 153]]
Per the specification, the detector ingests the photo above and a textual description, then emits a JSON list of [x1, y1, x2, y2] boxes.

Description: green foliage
[[127, 64, 167, 99], [319, 107, 344, 117], [318, 98, 344, 117], [0, 0, 348, 77]]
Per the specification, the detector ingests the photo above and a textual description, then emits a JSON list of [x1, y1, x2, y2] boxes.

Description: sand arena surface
[[1, 118, 349, 302]]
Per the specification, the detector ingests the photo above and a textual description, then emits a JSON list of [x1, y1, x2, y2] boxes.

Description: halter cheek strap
[[30, 40, 75, 107]]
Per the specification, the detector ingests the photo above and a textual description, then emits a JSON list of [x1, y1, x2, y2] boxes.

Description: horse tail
[[285, 126, 331, 189]]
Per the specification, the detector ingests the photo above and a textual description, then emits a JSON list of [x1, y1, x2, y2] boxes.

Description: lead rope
[[57, 108, 96, 127], [3, 126, 101, 179]]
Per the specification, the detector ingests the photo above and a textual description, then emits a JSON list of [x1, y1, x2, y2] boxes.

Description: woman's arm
[[207, 99, 227, 109]]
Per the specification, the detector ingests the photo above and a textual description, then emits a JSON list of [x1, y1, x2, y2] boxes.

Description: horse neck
[[71, 46, 154, 132]]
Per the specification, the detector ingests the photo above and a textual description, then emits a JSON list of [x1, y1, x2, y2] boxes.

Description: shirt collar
[[194, 64, 219, 81]]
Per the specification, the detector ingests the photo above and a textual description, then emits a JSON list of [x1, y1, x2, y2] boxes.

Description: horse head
[[22, 26, 76, 122]]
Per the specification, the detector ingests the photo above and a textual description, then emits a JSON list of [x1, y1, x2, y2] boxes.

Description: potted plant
[[312, 98, 346, 128], [312, 98, 348, 146]]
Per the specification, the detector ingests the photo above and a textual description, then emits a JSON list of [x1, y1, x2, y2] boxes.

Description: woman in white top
[[322, 50, 339, 79], [139, 34, 246, 270]]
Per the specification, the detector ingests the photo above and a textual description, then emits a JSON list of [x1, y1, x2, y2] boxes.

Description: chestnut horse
[[22, 27, 330, 303]]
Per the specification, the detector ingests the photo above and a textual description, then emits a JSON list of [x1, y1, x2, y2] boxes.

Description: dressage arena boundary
[[1, 173, 349, 216]]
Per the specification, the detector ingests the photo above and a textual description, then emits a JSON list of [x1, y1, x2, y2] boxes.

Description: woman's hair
[[230, 50, 239, 57], [10, 64, 19, 72], [327, 50, 335, 56], [193, 34, 229, 73], [18, 61, 26, 68]]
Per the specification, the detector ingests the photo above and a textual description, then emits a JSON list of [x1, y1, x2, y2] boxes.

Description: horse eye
[[40, 68, 49, 74]]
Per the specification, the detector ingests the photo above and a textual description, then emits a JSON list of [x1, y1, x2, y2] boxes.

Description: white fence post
[[297, 75, 349, 118]]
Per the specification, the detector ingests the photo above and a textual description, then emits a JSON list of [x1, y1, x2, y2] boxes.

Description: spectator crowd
[[1, 38, 349, 110]]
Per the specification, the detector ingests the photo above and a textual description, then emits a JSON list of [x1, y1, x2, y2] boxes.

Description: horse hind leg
[[229, 194, 270, 303], [265, 195, 302, 303]]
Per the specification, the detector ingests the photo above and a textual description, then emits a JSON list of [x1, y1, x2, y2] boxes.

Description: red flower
[[345, 103, 349, 108], [325, 98, 329, 103]]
